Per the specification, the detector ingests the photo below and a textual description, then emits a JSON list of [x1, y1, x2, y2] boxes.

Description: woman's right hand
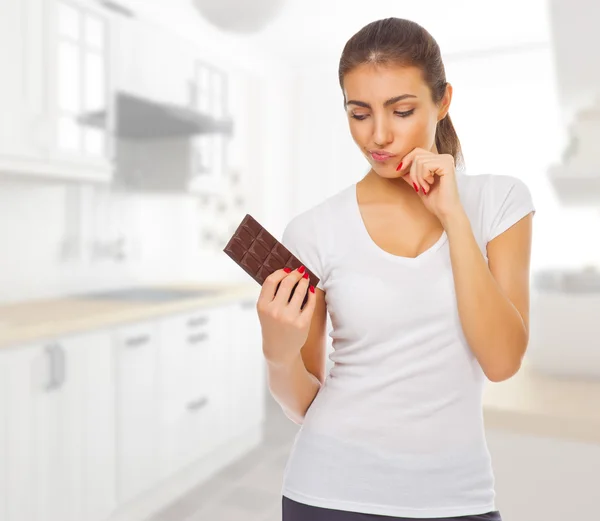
[[256, 266, 316, 367]]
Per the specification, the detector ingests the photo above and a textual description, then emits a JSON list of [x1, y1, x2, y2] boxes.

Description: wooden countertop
[[1, 283, 598, 446], [0, 282, 258, 349]]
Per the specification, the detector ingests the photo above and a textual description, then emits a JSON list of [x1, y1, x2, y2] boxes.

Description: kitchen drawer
[[114, 320, 161, 504], [158, 305, 232, 404], [160, 386, 220, 476], [157, 304, 234, 476], [221, 298, 266, 441]]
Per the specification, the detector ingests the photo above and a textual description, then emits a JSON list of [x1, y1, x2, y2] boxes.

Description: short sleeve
[[487, 175, 536, 243], [281, 210, 326, 291]]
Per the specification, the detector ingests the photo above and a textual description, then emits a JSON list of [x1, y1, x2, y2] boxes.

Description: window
[[57, 1, 108, 158], [192, 61, 228, 180]]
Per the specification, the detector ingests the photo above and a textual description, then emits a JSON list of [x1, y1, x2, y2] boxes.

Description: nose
[[373, 115, 393, 147]]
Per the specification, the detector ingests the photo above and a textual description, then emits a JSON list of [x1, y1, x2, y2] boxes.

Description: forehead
[[343, 63, 427, 100]]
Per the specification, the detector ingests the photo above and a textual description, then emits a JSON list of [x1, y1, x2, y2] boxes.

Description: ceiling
[[244, 0, 553, 62], [120, 0, 553, 67]]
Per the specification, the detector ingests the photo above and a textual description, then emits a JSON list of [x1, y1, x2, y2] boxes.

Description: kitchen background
[[0, 0, 599, 520]]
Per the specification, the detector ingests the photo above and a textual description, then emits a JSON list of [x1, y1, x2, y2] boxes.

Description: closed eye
[[351, 109, 415, 121]]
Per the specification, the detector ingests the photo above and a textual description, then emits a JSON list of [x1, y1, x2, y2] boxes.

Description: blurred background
[[0, 0, 599, 520]]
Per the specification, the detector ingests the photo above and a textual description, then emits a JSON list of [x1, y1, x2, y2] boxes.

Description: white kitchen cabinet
[[224, 298, 266, 439], [0, 0, 114, 182], [1, 329, 116, 521], [113, 320, 161, 505], [157, 304, 234, 478], [0, 353, 7, 520], [113, 15, 196, 107]]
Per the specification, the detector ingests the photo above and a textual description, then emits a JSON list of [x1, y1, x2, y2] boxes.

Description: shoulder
[[283, 184, 351, 233], [281, 187, 349, 290], [456, 172, 535, 247], [458, 172, 533, 208], [477, 173, 536, 243]]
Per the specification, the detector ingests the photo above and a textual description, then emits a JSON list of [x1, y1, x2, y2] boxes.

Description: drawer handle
[[187, 332, 208, 344], [44, 344, 66, 391], [125, 334, 150, 348], [187, 316, 208, 327], [187, 396, 208, 412]]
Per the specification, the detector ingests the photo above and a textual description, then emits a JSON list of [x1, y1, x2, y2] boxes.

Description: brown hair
[[338, 17, 465, 170]]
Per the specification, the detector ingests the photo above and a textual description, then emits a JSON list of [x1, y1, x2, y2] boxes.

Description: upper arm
[[300, 288, 328, 385], [486, 211, 533, 336]]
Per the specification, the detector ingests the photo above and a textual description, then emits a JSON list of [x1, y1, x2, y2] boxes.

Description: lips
[[370, 149, 395, 158], [370, 151, 395, 162]]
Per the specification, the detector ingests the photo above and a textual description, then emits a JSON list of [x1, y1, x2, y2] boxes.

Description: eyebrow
[[345, 94, 417, 109]]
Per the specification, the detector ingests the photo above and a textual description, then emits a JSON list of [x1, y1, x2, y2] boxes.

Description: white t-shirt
[[279, 172, 536, 518]]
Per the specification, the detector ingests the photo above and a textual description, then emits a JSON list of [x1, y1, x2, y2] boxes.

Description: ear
[[438, 82, 453, 121]]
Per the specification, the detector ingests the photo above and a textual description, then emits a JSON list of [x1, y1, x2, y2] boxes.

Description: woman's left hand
[[396, 147, 462, 222]]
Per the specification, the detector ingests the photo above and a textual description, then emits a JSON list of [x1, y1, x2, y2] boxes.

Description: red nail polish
[[413, 182, 419, 192], [303, 272, 309, 279], [298, 265, 305, 273], [421, 186, 426, 194], [309, 285, 315, 293], [284, 267, 291, 273], [396, 162, 403, 171]]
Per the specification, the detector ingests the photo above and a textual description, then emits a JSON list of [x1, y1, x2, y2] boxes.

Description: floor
[[147, 389, 300, 521]]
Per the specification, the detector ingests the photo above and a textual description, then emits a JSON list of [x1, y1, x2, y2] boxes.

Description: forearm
[[266, 351, 322, 424], [442, 209, 528, 382]]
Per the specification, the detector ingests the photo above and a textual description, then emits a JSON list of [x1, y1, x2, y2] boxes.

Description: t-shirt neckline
[[349, 182, 448, 265]]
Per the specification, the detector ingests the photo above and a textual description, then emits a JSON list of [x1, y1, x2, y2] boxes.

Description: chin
[[371, 164, 402, 178]]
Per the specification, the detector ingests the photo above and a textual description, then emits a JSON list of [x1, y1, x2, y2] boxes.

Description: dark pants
[[282, 495, 502, 521]]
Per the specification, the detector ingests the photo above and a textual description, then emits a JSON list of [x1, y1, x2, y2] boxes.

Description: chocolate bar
[[223, 214, 320, 309]]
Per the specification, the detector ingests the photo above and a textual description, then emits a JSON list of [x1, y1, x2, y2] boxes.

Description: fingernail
[[413, 182, 419, 192], [303, 272, 309, 279], [309, 285, 315, 293], [284, 267, 291, 273], [298, 265, 305, 273], [396, 162, 403, 171], [421, 186, 426, 194]]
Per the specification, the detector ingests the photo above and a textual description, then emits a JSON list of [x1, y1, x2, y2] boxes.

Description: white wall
[[278, 43, 600, 274]]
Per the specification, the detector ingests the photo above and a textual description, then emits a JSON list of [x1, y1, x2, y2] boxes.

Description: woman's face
[[343, 63, 451, 178]]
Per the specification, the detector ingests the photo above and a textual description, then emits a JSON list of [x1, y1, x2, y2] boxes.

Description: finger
[[397, 158, 417, 192], [417, 157, 434, 195], [288, 270, 311, 310], [409, 158, 422, 195], [415, 160, 426, 195], [259, 268, 293, 305], [396, 147, 418, 175], [299, 281, 317, 319], [421, 159, 437, 184], [272, 265, 306, 306]]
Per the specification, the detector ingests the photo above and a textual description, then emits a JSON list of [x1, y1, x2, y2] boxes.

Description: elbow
[[484, 356, 524, 383], [486, 366, 519, 383], [484, 330, 529, 383]]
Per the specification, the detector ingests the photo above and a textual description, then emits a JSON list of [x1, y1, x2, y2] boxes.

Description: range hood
[[79, 91, 234, 139]]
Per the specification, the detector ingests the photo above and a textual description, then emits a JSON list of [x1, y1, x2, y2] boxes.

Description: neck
[[360, 168, 418, 206]]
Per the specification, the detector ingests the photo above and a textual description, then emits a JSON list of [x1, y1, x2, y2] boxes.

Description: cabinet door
[[0, 0, 47, 162], [48, 0, 114, 176], [4, 345, 40, 521], [114, 16, 195, 106], [78, 330, 117, 520], [223, 298, 266, 441], [0, 0, 114, 181], [114, 320, 160, 504], [157, 305, 231, 478], [3, 329, 115, 521], [0, 352, 7, 520]]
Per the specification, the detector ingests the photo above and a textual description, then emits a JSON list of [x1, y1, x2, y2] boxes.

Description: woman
[[257, 17, 535, 521]]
